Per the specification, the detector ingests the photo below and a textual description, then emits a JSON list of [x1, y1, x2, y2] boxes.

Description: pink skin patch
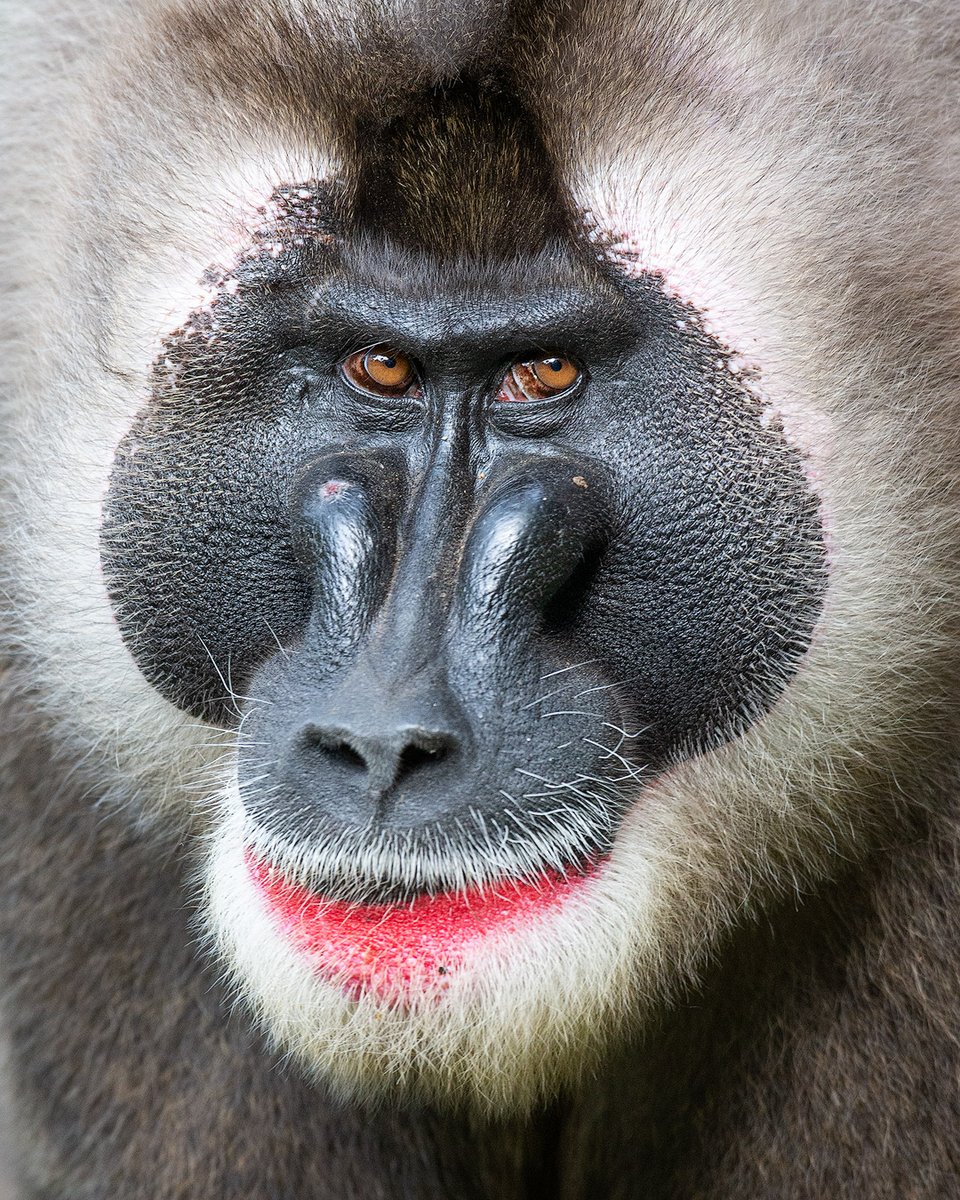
[[246, 849, 600, 1000]]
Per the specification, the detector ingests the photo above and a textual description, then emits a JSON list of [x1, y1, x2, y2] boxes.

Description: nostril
[[324, 741, 367, 774], [302, 726, 370, 773], [395, 739, 449, 784]]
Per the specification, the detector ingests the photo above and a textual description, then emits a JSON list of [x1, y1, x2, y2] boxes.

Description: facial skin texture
[[3, 1, 960, 1197], [98, 94, 825, 1080]]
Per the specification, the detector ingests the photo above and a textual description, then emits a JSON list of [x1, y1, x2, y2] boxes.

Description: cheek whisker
[[539, 658, 598, 681], [582, 738, 646, 783], [541, 709, 607, 720], [601, 720, 649, 741], [262, 618, 291, 659], [574, 674, 644, 699], [521, 686, 568, 710]]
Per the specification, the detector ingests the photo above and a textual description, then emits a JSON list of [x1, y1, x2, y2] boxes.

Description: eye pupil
[[500, 356, 581, 402], [342, 345, 416, 395], [531, 357, 578, 390]]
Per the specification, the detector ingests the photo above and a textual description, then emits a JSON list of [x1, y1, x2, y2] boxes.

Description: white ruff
[[204, 774, 661, 1112]]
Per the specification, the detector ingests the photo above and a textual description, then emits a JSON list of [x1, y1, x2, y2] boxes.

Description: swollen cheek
[[246, 851, 596, 998]]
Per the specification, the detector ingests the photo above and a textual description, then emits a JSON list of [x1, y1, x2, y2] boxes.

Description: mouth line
[[245, 847, 605, 999]]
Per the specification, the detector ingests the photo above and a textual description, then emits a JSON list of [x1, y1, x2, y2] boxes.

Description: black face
[[101, 84, 826, 900]]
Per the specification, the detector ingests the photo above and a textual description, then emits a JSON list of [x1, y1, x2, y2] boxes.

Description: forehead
[[158, 161, 634, 365]]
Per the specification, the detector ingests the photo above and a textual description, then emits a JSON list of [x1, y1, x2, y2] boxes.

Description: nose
[[281, 663, 472, 824], [303, 721, 459, 795], [269, 453, 607, 831]]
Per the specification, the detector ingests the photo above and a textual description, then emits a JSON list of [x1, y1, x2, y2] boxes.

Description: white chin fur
[[203, 778, 659, 1113]]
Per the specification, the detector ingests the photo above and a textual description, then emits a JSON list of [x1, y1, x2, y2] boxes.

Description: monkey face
[[96, 151, 826, 1103], [10, 48, 944, 1115], [102, 204, 825, 883]]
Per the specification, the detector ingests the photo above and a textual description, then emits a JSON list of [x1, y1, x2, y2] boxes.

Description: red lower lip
[[246, 850, 600, 998]]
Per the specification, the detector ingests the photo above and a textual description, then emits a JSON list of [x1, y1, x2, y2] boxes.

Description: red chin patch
[[245, 849, 601, 999]]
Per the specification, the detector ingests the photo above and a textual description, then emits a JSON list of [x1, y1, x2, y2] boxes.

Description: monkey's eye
[[498, 356, 582, 402], [341, 346, 419, 396]]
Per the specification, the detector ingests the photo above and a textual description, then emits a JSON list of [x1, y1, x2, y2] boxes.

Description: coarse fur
[[2, 0, 960, 1196]]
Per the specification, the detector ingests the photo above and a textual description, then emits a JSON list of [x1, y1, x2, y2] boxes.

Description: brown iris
[[342, 345, 418, 396], [499, 356, 582, 403]]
